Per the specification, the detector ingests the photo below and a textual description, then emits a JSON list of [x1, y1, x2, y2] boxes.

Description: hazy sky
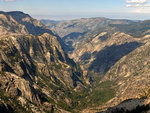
[[1, 0, 150, 20]]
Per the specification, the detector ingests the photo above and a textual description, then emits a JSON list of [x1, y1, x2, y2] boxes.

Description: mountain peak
[[7, 11, 31, 17], [0, 11, 6, 14]]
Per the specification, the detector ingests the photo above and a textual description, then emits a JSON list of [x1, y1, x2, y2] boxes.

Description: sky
[[0, 0, 150, 20]]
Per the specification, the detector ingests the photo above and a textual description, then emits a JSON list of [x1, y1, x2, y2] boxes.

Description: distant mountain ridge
[[40, 19, 62, 28], [1, 11, 150, 113], [41, 17, 150, 112], [41, 17, 134, 37]]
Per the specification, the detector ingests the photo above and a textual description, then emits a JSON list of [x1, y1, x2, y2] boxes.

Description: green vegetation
[[0, 71, 6, 76], [0, 40, 22, 64], [0, 40, 6, 46], [36, 88, 55, 104], [0, 18, 10, 28], [56, 80, 115, 112], [57, 101, 73, 112], [37, 72, 61, 93], [0, 18, 20, 32], [88, 81, 115, 106], [75, 62, 83, 74], [8, 51, 22, 64], [0, 13, 124, 112], [0, 90, 32, 113], [50, 62, 62, 71]]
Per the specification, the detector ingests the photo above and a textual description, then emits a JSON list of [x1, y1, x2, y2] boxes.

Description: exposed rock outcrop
[[0, 11, 86, 113]]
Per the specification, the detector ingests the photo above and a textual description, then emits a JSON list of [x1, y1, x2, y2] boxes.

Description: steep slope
[[42, 18, 146, 78], [43, 17, 150, 76], [41, 17, 134, 53], [2, 11, 150, 113], [110, 20, 150, 37], [7, 11, 54, 36], [0, 11, 28, 36], [103, 35, 150, 102], [69, 32, 142, 69], [41, 19, 60, 28], [91, 35, 150, 112], [42, 18, 150, 113], [75, 29, 150, 113], [43, 17, 133, 38], [0, 11, 88, 113]]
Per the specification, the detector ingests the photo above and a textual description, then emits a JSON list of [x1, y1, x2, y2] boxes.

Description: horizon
[[1, 0, 150, 20], [1, 10, 150, 21], [39, 15, 144, 21]]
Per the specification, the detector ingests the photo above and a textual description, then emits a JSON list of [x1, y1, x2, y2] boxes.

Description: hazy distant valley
[[0, 11, 150, 113]]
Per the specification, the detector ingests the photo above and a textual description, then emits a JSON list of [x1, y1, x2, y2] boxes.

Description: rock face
[[42, 18, 143, 77], [103, 36, 150, 103], [69, 32, 142, 74], [42, 17, 134, 53], [99, 98, 150, 113], [1, 11, 150, 113], [7, 11, 54, 36], [42, 17, 150, 112], [0, 11, 86, 113], [0, 11, 28, 36]]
